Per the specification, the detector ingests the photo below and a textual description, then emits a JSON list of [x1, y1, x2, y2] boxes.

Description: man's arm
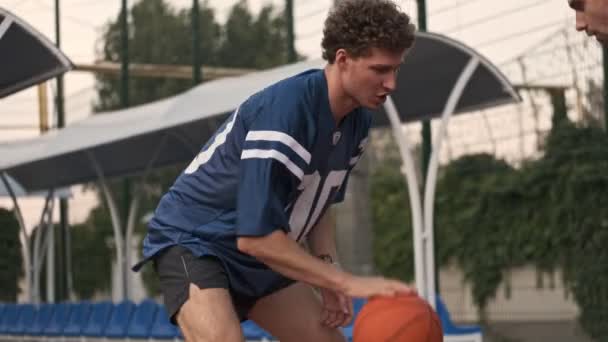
[[237, 228, 349, 293], [237, 212, 415, 299], [307, 209, 339, 265]]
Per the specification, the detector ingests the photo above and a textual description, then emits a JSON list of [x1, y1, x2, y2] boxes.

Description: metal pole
[[550, 88, 568, 127], [286, 0, 296, 63], [603, 46, 608, 131], [416, 0, 439, 295], [34, 84, 50, 303], [121, 0, 129, 108], [120, 0, 130, 301], [192, 0, 202, 84], [55, 0, 70, 302], [417, 0, 430, 178]]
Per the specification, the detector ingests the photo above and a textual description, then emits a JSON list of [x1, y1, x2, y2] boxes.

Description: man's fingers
[[323, 310, 339, 327], [341, 311, 353, 327], [329, 311, 346, 328], [338, 293, 349, 314], [395, 281, 417, 294], [320, 308, 330, 324]]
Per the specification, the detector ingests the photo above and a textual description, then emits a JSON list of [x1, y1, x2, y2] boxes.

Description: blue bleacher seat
[[342, 326, 353, 342], [63, 302, 92, 337], [0, 304, 5, 326], [126, 299, 158, 339], [43, 302, 73, 336], [339, 297, 366, 342], [24, 303, 55, 336], [0, 304, 20, 335], [81, 301, 113, 337], [241, 320, 273, 340], [104, 300, 136, 338], [149, 304, 181, 339], [436, 296, 482, 335], [8, 303, 35, 335]]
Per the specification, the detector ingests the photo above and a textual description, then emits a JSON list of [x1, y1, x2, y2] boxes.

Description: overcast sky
[[0, 0, 579, 228]]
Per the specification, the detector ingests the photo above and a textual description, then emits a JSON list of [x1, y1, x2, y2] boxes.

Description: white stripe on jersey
[[184, 107, 240, 174], [241, 149, 304, 180], [245, 130, 311, 164]]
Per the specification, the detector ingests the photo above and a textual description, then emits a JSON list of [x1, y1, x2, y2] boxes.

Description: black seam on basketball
[[356, 304, 427, 341], [387, 313, 428, 341]]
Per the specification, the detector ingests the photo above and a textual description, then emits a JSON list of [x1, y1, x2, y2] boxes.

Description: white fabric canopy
[[0, 173, 71, 198], [0, 32, 518, 193]]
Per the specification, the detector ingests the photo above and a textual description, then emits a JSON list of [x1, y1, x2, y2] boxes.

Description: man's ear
[[334, 49, 349, 69]]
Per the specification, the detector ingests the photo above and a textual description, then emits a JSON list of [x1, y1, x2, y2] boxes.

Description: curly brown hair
[[321, 0, 416, 63]]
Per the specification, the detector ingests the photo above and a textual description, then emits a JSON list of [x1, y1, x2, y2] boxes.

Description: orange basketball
[[353, 294, 443, 342]]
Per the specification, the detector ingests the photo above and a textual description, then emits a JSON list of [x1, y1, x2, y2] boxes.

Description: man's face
[[569, 0, 608, 45], [337, 47, 406, 110]]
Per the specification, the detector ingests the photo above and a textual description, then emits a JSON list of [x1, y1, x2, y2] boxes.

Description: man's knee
[[177, 305, 243, 341], [176, 285, 243, 342]]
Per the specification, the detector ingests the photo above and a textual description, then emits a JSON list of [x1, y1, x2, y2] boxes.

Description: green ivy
[[370, 121, 608, 340]]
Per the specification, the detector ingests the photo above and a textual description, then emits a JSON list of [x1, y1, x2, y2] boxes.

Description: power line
[[296, 6, 328, 21], [499, 40, 593, 67], [428, 0, 483, 17], [497, 26, 569, 66], [7, 0, 33, 11], [527, 61, 602, 83], [69, 0, 112, 7], [474, 18, 568, 49], [30, 0, 97, 30], [443, 0, 549, 34]]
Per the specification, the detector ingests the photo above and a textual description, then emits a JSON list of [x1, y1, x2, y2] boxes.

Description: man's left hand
[[319, 287, 354, 328]]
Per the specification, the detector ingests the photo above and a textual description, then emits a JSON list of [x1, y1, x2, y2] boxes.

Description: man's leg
[[248, 282, 346, 342], [154, 246, 244, 342], [176, 284, 244, 342]]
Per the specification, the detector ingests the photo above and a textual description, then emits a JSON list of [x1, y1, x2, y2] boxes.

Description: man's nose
[[383, 74, 397, 92], [575, 11, 587, 32]]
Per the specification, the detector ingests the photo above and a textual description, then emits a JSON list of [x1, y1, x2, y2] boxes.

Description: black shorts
[[153, 245, 258, 324]]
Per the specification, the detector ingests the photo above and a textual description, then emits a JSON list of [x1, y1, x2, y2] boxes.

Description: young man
[[568, 0, 608, 45], [135, 1, 417, 341]]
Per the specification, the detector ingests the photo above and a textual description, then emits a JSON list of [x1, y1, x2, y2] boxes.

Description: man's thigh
[[177, 284, 243, 342], [248, 282, 346, 342], [154, 246, 243, 342]]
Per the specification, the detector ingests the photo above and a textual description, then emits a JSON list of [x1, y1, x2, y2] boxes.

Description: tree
[[218, 1, 291, 68], [0, 208, 23, 301]]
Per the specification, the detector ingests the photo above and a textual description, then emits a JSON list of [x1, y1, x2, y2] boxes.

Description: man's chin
[[363, 96, 388, 110], [362, 102, 383, 110]]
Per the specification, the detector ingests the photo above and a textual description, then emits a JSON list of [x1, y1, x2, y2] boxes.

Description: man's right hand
[[342, 275, 416, 299]]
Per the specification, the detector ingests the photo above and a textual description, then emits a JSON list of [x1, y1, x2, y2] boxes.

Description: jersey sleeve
[[333, 111, 372, 204], [236, 92, 315, 237]]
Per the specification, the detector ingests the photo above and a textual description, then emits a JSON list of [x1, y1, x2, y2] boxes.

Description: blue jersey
[[138, 69, 371, 299]]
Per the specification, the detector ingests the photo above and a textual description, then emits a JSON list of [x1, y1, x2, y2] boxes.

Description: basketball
[[353, 294, 443, 342]]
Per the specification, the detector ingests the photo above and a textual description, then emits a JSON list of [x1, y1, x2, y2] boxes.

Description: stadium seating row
[[0, 296, 481, 341]]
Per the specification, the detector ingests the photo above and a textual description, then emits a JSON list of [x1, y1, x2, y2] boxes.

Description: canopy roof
[[0, 32, 519, 192], [0, 7, 73, 98]]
